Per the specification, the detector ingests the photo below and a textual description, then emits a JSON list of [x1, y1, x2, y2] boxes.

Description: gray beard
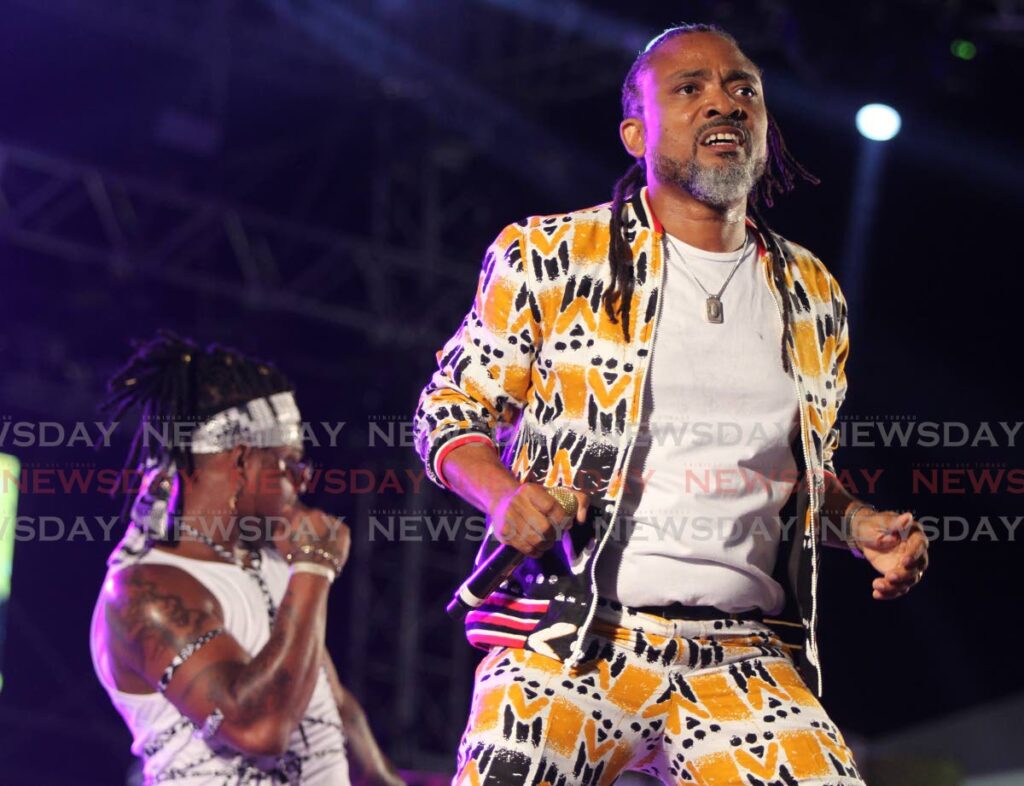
[[654, 150, 767, 209]]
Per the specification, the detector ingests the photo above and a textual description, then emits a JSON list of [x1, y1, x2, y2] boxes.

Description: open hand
[[851, 509, 929, 600]]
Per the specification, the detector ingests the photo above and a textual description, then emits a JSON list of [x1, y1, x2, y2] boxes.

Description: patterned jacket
[[413, 187, 850, 696]]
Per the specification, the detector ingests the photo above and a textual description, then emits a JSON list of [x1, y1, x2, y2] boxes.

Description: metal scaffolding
[[0, 140, 472, 347]]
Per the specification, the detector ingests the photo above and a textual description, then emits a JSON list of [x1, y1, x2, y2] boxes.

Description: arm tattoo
[[106, 568, 217, 674]]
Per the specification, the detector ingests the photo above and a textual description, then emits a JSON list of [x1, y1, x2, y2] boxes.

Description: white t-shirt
[[595, 230, 800, 613]]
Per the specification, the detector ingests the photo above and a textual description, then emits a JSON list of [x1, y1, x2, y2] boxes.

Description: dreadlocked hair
[[101, 329, 295, 479], [606, 23, 818, 371], [757, 113, 821, 210], [605, 160, 647, 342]]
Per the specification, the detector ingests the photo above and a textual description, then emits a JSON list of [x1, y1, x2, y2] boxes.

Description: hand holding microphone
[[490, 484, 588, 557], [446, 484, 589, 620]]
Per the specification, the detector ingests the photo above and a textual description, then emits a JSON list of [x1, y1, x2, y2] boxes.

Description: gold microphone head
[[547, 486, 579, 519]]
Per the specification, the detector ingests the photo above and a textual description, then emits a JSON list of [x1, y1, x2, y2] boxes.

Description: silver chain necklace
[[177, 520, 277, 621], [665, 231, 750, 324]]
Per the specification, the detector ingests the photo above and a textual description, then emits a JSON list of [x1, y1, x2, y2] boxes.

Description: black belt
[[632, 602, 763, 622]]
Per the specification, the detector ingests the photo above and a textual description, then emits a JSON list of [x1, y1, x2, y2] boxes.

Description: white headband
[[190, 391, 303, 454], [111, 391, 304, 555]]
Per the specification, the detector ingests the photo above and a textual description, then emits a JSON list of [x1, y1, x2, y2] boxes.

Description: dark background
[[0, 1, 1021, 784]]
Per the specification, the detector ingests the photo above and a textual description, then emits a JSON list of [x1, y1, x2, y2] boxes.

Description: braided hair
[[101, 330, 295, 481], [606, 24, 819, 373]]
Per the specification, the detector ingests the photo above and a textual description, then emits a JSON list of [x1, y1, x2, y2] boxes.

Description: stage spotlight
[[856, 104, 901, 141]]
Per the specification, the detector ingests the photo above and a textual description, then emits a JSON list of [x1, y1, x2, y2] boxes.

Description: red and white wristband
[[434, 433, 496, 489]]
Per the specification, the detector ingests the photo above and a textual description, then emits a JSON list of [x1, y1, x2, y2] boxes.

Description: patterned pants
[[454, 604, 864, 786]]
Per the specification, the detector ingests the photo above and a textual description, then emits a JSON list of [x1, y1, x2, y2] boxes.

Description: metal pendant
[[705, 295, 724, 323]]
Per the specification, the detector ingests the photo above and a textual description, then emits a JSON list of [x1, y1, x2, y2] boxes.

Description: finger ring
[[547, 487, 578, 518]]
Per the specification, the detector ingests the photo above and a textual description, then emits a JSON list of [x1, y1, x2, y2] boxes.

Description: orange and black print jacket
[[413, 187, 850, 695]]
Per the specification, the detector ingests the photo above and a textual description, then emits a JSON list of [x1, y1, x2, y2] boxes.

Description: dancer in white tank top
[[90, 332, 403, 786]]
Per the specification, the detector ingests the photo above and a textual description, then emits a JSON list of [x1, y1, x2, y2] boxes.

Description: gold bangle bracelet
[[286, 542, 343, 573]]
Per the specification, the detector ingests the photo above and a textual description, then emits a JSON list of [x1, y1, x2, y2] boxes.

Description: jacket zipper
[[568, 232, 670, 665], [759, 241, 823, 695]]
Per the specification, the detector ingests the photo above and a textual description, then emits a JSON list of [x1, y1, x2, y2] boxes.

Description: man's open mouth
[[700, 128, 745, 148]]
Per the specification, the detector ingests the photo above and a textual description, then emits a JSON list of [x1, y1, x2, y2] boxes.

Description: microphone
[[446, 487, 578, 621]]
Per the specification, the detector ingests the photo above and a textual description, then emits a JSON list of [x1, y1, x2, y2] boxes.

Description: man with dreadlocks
[[414, 24, 928, 786], [90, 332, 403, 785]]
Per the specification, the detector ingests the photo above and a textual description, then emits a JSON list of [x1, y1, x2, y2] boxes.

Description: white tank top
[[90, 537, 350, 785]]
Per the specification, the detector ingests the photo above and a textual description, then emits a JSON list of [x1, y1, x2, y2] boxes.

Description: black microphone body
[[445, 542, 526, 620]]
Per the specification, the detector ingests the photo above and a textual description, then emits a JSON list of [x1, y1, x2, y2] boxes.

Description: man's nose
[[704, 88, 744, 119]]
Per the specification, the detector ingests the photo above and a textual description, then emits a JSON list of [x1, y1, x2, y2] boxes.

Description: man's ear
[[620, 117, 646, 159]]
